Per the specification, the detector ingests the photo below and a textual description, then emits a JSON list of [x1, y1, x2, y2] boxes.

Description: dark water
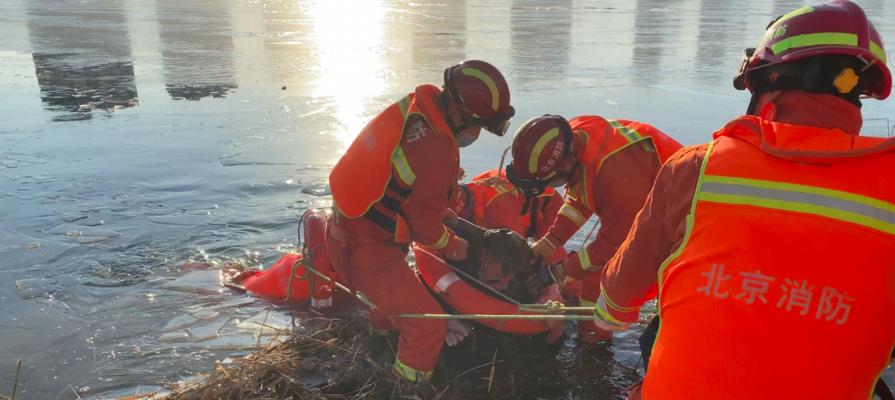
[[1, 0, 893, 398]]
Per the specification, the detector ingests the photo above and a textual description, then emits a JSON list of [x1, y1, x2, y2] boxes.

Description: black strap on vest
[[363, 178, 411, 235], [521, 195, 542, 238], [522, 194, 553, 238]]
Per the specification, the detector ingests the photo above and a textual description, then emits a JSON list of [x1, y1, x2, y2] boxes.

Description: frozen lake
[[0, 0, 893, 398]]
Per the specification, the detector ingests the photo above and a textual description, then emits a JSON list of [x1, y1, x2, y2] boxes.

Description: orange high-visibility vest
[[565, 116, 681, 210], [329, 85, 456, 238], [644, 116, 895, 399], [466, 169, 556, 237]]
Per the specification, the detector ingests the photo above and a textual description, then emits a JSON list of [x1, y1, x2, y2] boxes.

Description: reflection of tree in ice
[[166, 83, 237, 101], [32, 54, 138, 120], [510, 0, 573, 81], [157, 0, 238, 101], [693, 0, 751, 83], [26, 0, 139, 121], [632, 0, 686, 85], [409, 0, 467, 78]]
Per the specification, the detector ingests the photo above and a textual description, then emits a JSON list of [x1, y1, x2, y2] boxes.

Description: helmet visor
[[482, 106, 515, 136], [504, 163, 548, 195]]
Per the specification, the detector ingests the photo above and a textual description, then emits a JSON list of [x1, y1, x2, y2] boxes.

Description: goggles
[[505, 164, 571, 196], [733, 47, 757, 91], [444, 66, 515, 136], [505, 164, 546, 195]]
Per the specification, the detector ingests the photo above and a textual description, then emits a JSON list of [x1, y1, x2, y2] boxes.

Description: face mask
[[456, 131, 479, 147]]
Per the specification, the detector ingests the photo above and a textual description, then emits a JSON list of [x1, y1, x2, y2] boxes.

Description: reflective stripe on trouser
[[577, 271, 612, 340], [325, 219, 447, 374], [394, 359, 433, 382]]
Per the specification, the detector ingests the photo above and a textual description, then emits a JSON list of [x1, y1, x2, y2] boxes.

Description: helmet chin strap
[[747, 92, 781, 118], [440, 92, 481, 138], [439, 92, 464, 135], [746, 93, 761, 116]]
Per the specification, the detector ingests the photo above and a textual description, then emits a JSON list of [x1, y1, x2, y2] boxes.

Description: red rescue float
[[242, 252, 309, 302], [240, 209, 339, 306]]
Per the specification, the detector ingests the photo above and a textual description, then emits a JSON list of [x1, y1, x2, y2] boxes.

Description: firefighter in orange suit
[[455, 168, 564, 254], [327, 60, 514, 383], [591, 2, 895, 399], [506, 115, 682, 343]]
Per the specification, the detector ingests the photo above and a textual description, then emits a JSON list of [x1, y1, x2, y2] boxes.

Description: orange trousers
[[326, 216, 446, 373]]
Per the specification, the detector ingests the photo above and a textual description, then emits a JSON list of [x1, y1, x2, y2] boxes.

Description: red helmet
[[505, 115, 574, 194], [444, 60, 515, 136], [734, 0, 891, 99]]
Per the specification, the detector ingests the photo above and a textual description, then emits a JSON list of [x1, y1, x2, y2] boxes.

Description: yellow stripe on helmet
[[461, 67, 500, 112], [870, 41, 887, 64], [770, 32, 858, 56], [528, 127, 560, 175], [776, 5, 814, 24]]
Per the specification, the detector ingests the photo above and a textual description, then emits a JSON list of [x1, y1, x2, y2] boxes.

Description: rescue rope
[[301, 259, 378, 309], [518, 303, 594, 313], [437, 256, 521, 306], [285, 210, 314, 304], [496, 145, 511, 178], [398, 313, 597, 321], [300, 259, 598, 322], [284, 256, 311, 303]]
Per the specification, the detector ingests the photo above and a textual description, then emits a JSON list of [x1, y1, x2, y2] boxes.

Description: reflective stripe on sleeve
[[391, 146, 416, 186], [600, 282, 643, 313], [594, 295, 630, 331], [435, 272, 460, 293], [429, 228, 452, 249], [578, 250, 593, 271], [559, 203, 587, 226]]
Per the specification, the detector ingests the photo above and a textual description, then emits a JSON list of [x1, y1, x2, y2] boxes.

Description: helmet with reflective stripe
[[444, 60, 515, 136], [734, 1, 891, 100], [506, 115, 574, 195]]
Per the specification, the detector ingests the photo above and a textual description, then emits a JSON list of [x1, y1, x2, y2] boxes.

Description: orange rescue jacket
[[329, 85, 457, 242], [642, 116, 895, 399], [466, 169, 559, 238], [564, 116, 681, 211]]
